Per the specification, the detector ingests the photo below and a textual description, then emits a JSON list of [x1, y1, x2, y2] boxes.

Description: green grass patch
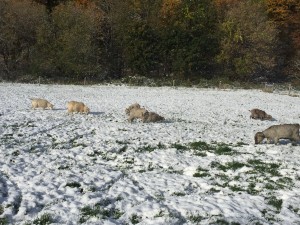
[[215, 144, 234, 155], [136, 145, 156, 152], [190, 141, 212, 151], [172, 192, 186, 196], [171, 143, 188, 150], [79, 204, 123, 223], [0, 217, 8, 225], [247, 159, 281, 176], [193, 166, 210, 177], [129, 214, 141, 224], [0, 205, 3, 215], [266, 196, 283, 212], [208, 219, 241, 225], [24, 213, 53, 225], [229, 185, 245, 192], [188, 214, 204, 223], [193, 172, 210, 178], [211, 161, 245, 171]]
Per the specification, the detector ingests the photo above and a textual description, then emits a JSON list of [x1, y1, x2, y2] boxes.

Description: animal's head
[[254, 132, 265, 144], [142, 110, 149, 118], [125, 103, 141, 115], [48, 103, 54, 109], [84, 106, 90, 114], [266, 114, 272, 120]]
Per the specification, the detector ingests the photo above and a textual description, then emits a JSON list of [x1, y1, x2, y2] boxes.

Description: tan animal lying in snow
[[125, 103, 146, 122], [249, 108, 272, 120], [125, 103, 141, 115], [142, 111, 164, 123], [31, 98, 53, 110], [67, 101, 90, 114], [255, 124, 300, 144]]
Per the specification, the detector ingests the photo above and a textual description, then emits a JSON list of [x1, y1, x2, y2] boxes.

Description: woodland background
[[0, 0, 299, 85]]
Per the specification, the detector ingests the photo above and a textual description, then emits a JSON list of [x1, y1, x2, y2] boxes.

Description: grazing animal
[[125, 103, 147, 122], [142, 111, 164, 123], [255, 124, 300, 144], [67, 101, 90, 114], [125, 103, 141, 116], [249, 108, 272, 120], [31, 98, 53, 110]]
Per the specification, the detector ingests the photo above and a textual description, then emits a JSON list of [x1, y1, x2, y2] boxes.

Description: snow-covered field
[[0, 83, 300, 225]]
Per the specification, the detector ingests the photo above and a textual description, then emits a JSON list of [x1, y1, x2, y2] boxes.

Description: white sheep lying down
[[67, 101, 90, 114], [31, 98, 53, 110], [255, 124, 300, 144]]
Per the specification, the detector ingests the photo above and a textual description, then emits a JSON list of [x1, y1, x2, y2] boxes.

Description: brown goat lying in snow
[[125, 103, 147, 122], [31, 98, 54, 110], [142, 111, 164, 123], [67, 101, 90, 114], [255, 124, 300, 144], [249, 108, 272, 120]]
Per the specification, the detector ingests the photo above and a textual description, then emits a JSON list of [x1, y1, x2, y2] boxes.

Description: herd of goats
[[30, 98, 300, 145]]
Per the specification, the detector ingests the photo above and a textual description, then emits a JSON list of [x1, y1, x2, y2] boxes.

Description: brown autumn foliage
[[0, 0, 299, 83]]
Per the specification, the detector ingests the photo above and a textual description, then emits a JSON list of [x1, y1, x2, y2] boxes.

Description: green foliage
[[0, 0, 46, 79], [123, 23, 161, 76], [32, 2, 101, 80], [0, 0, 295, 83], [158, 0, 220, 79], [217, 0, 279, 81]]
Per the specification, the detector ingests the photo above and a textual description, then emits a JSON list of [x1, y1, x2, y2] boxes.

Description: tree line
[[0, 0, 299, 84]]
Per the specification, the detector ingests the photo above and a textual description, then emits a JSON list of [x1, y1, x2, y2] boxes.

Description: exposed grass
[[172, 192, 186, 196], [136, 145, 156, 152], [65, 182, 81, 188], [211, 161, 246, 171], [79, 204, 123, 223], [266, 196, 283, 212], [80, 205, 100, 223], [0, 217, 8, 225], [171, 143, 188, 151], [209, 219, 241, 225], [215, 144, 234, 155], [193, 166, 210, 178], [247, 159, 281, 176], [24, 213, 53, 225], [188, 214, 204, 223], [190, 141, 212, 151], [129, 214, 141, 224]]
